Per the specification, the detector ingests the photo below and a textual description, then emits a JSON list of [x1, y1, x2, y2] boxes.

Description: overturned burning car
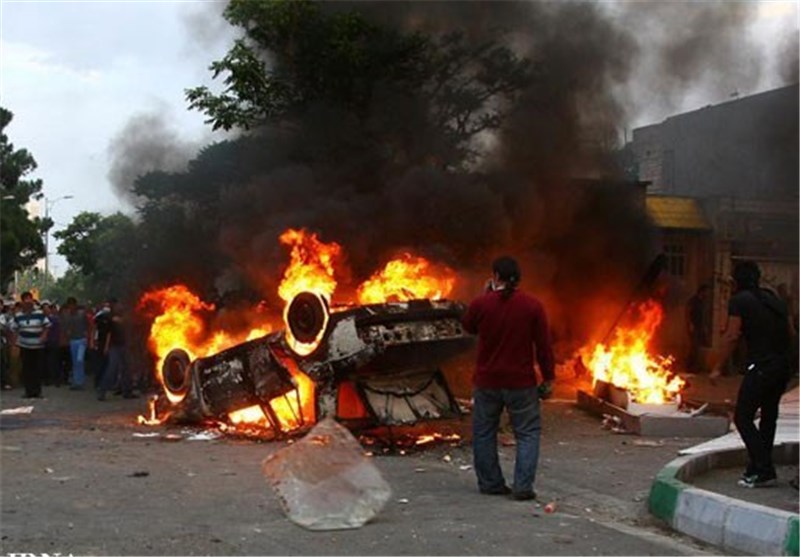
[[146, 291, 474, 438]]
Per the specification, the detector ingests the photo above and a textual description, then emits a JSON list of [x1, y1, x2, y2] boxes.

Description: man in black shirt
[[92, 301, 113, 388], [711, 261, 794, 488], [96, 300, 136, 401]]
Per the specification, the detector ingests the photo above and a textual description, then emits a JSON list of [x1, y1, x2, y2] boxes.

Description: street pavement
[[0, 382, 726, 556]]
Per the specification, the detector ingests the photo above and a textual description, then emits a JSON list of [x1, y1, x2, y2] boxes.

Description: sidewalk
[[649, 384, 799, 556]]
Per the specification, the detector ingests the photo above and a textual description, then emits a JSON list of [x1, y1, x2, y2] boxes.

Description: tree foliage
[[0, 107, 48, 292], [54, 211, 139, 299], [186, 0, 531, 167]]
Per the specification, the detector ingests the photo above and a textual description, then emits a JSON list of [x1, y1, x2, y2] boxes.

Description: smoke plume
[[109, 1, 795, 352], [107, 109, 201, 205]]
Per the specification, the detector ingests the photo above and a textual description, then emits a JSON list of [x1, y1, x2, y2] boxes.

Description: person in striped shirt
[[9, 292, 51, 398]]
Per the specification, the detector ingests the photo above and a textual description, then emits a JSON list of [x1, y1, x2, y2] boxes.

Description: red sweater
[[462, 289, 555, 389]]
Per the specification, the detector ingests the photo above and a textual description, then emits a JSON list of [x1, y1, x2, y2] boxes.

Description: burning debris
[[570, 297, 728, 437], [577, 299, 685, 407]]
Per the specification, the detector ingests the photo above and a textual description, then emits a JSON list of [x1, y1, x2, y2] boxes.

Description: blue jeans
[[69, 338, 87, 387], [472, 386, 541, 494]]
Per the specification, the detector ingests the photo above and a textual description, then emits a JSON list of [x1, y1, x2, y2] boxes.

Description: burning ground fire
[[137, 227, 459, 435], [577, 299, 685, 405]]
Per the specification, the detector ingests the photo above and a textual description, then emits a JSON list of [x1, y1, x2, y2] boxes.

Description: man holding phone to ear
[[462, 256, 555, 501]]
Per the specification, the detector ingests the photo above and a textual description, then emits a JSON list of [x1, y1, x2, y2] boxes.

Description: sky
[[0, 0, 797, 278]]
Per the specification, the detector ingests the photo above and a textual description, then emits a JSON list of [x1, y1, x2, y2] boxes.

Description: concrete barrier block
[[674, 488, 728, 547], [724, 500, 792, 556]]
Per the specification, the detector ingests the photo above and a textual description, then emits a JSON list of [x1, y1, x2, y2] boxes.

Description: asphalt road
[[0, 386, 723, 556]]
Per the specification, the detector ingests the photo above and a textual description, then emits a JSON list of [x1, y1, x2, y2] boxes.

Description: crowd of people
[[0, 293, 143, 401]]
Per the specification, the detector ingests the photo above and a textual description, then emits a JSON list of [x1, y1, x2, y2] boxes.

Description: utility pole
[[43, 195, 74, 293]]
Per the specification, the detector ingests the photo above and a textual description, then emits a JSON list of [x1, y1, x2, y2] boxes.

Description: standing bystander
[[711, 261, 795, 488], [61, 297, 90, 390], [97, 299, 137, 400], [41, 302, 63, 386], [685, 284, 711, 373], [0, 301, 13, 389], [8, 292, 50, 398], [92, 301, 113, 389], [462, 256, 555, 501]]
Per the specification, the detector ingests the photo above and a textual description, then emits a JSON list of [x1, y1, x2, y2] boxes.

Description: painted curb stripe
[[648, 464, 687, 522], [651, 448, 800, 556], [787, 516, 799, 557]]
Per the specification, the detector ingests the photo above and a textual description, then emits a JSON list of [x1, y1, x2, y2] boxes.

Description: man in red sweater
[[462, 256, 555, 500]]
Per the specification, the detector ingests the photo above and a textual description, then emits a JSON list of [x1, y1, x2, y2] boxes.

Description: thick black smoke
[[110, 1, 794, 351], [107, 109, 200, 206]]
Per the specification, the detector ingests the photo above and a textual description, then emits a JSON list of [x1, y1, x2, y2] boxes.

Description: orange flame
[[357, 253, 456, 304], [225, 354, 316, 433], [580, 299, 684, 404], [138, 284, 271, 403], [137, 395, 167, 426], [278, 228, 342, 303]]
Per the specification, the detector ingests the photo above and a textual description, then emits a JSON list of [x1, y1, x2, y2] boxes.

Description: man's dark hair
[[66, 296, 78, 306], [492, 256, 521, 299], [732, 261, 761, 291], [20, 291, 33, 301]]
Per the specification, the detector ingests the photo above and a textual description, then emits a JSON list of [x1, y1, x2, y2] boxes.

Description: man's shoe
[[738, 473, 777, 488], [480, 485, 512, 495], [511, 490, 537, 501]]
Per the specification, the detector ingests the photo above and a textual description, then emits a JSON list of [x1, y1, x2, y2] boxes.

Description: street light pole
[[43, 195, 74, 293]]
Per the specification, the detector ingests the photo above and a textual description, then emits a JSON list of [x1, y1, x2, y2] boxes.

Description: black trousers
[[20, 347, 44, 398], [0, 343, 10, 386], [43, 345, 60, 386], [734, 366, 789, 476]]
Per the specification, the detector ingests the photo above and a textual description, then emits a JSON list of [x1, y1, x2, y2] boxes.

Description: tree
[[0, 107, 48, 292], [45, 268, 89, 305], [54, 212, 139, 299], [186, 0, 531, 167]]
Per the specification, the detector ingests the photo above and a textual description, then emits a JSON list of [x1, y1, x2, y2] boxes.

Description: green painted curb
[[786, 516, 799, 556], [648, 464, 687, 523]]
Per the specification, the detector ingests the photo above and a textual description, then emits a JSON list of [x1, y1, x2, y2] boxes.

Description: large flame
[[580, 299, 684, 405], [138, 284, 271, 403], [278, 228, 341, 303], [357, 253, 456, 304], [138, 229, 463, 436], [139, 284, 316, 434]]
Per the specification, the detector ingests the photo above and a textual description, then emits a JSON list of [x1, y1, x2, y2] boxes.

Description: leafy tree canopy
[[186, 0, 531, 167], [54, 212, 139, 299], [0, 107, 47, 292]]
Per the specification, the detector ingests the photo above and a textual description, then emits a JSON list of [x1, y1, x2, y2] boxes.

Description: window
[[664, 243, 685, 276]]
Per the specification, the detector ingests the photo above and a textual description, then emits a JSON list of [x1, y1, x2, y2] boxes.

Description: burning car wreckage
[[145, 291, 474, 438]]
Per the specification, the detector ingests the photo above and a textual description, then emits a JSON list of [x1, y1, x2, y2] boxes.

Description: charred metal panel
[[301, 299, 473, 379], [193, 335, 295, 419]]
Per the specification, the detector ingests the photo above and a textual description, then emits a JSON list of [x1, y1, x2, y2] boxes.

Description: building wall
[[632, 84, 799, 367], [632, 84, 799, 201]]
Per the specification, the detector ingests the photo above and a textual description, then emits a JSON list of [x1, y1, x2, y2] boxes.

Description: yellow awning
[[646, 196, 711, 231]]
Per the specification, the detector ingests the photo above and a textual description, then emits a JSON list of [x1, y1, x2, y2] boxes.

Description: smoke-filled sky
[[0, 0, 797, 277]]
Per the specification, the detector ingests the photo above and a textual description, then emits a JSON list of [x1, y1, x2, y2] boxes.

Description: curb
[[648, 443, 799, 556]]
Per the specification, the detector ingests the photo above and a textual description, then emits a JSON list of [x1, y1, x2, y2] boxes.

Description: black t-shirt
[[728, 288, 789, 362], [95, 311, 112, 350]]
